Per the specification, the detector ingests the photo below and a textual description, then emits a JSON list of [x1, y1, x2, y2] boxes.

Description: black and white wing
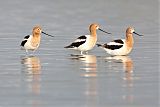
[[64, 35, 87, 48], [20, 35, 30, 47], [103, 39, 124, 50]]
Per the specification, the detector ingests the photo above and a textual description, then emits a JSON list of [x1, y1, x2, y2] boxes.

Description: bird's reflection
[[70, 54, 98, 107], [70, 54, 97, 77], [106, 55, 134, 103], [106, 56, 133, 72], [21, 56, 41, 107], [21, 56, 41, 75]]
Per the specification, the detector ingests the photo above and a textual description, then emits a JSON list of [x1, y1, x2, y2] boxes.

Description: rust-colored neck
[[33, 32, 41, 38], [31, 33, 41, 48], [126, 33, 134, 47], [90, 28, 97, 37]]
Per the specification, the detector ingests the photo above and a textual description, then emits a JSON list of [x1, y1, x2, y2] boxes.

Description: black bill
[[133, 32, 143, 36], [42, 31, 54, 37], [98, 28, 111, 34]]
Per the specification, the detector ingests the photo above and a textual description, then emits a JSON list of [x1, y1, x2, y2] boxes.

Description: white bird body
[[21, 35, 41, 51], [103, 39, 132, 56], [20, 26, 53, 53], [64, 23, 111, 54], [97, 27, 143, 56], [69, 35, 97, 51]]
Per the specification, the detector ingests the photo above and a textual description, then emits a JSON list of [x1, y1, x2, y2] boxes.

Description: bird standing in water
[[64, 23, 111, 54], [20, 26, 54, 54], [97, 27, 143, 56]]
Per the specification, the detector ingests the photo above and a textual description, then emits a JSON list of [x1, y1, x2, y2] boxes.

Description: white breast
[[104, 39, 132, 55], [24, 36, 39, 50], [78, 35, 97, 51]]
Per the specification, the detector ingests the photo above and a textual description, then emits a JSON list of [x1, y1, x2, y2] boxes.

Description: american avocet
[[97, 27, 143, 56], [64, 23, 111, 54], [20, 26, 54, 53]]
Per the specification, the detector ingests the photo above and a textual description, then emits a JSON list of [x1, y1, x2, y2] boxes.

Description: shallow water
[[0, 0, 159, 107]]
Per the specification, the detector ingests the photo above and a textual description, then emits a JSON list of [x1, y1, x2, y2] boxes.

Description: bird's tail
[[64, 45, 73, 48], [96, 44, 103, 47]]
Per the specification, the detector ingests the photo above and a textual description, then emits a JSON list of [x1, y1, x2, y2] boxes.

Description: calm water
[[0, 0, 159, 107]]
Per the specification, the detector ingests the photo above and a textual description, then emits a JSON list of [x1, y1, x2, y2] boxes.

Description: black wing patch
[[77, 35, 87, 39], [24, 35, 30, 39], [113, 39, 124, 44], [65, 41, 86, 48], [64, 35, 87, 48], [71, 41, 86, 47], [104, 44, 123, 50], [20, 40, 27, 46]]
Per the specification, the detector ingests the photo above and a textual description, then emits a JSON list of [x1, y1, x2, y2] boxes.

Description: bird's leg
[[25, 50, 29, 56], [80, 51, 83, 55], [30, 49, 36, 56], [32, 50, 36, 56]]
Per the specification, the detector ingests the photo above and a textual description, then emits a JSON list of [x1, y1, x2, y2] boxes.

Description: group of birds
[[20, 23, 143, 56]]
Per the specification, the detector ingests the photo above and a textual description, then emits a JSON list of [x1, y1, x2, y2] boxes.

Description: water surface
[[0, 0, 159, 107]]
